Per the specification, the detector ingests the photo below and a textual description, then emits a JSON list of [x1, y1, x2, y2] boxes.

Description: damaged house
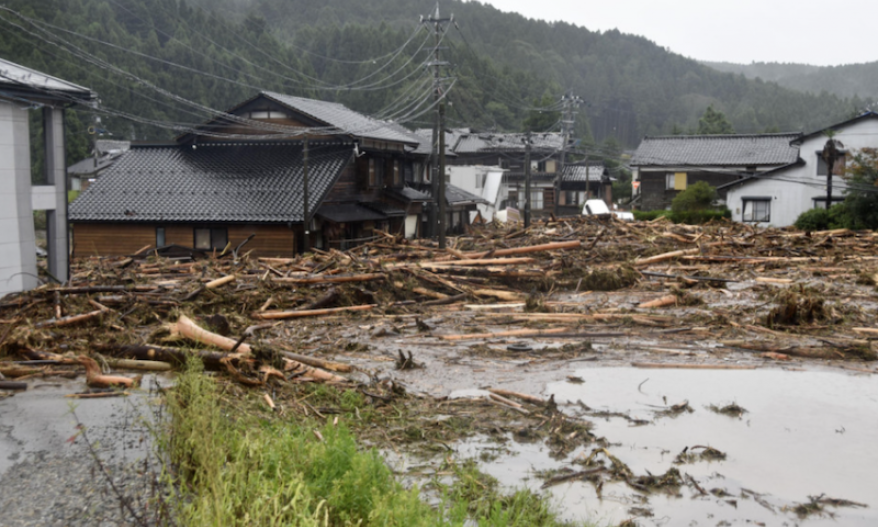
[[69, 92, 483, 257]]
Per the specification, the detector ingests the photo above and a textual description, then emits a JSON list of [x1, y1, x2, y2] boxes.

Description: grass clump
[[166, 360, 587, 526]]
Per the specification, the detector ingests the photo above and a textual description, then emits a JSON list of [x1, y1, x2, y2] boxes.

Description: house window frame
[[530, 190, 544, 210], [816, 151, 847, 176], [156, 227, 166, 248], [741, 197, 771, 223], [368, 159, 377, 187], [665, 173, 676, 190], [194, 226, 229, 250]]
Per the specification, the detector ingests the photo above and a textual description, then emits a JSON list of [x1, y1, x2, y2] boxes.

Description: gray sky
[[477, 0, 877, 66]]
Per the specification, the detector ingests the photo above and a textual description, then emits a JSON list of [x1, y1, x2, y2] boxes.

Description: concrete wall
[[0, 101, 38, 296], [0, 103, 67, 298], [728, 118, 878, 227]]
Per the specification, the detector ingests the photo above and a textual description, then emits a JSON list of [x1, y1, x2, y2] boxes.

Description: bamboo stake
[[253, 304, 377, 320], [638, 295, 677, 309], [440, 327, 572, 340], [273, 273, 385, 285], [489, 388, 547, 405]]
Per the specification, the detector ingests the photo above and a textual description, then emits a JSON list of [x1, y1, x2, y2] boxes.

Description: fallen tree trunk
[[174, 315, 252, 355], [95, 344, 244, 370], [34, 309, 105, 329], [279, 351, 353, 373], [633, 248, 700, 267], [0, 381, 27, 391], [464, 240, 581, 259]]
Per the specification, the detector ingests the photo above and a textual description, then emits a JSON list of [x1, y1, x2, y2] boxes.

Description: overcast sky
[[476, 0, 877, 66]]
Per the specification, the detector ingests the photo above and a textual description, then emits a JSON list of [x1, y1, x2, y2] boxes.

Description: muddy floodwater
[[445, 367, 877, 526]]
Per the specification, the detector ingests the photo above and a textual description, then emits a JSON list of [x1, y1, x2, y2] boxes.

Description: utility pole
[[423, 3, 452, 247], [556, 92, 582, 216], [523, 131, 532, 228], [822, 136, 842, 211], [438, 100, 447, 248], [302, 134, 311, 253], [583, 151, 590, 205]]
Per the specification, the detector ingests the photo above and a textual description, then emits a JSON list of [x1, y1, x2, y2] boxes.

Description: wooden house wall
[[72, 222, 296, 258]]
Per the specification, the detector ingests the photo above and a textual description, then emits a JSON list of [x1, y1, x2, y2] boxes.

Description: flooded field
[[439, 367, 878, 526]]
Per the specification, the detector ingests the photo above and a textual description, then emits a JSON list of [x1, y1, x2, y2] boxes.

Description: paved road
[[0, 376, 165, 526]]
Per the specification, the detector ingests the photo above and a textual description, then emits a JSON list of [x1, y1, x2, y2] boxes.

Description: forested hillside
[[705, 60, 878, 101], [0, 0, 870, 171]]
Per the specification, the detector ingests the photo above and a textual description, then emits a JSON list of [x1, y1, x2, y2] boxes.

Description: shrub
[[794, 204, 850, 231], [671, 181, 718, 213]]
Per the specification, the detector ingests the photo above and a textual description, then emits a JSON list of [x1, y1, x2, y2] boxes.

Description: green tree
[[842, 148, 878, 229], [697, 105, 735, 135], [671, 181, 718, 212], [522, 94, 560, 132]]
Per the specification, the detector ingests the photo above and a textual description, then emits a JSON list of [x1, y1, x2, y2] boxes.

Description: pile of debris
[[2, 216, 877, 394]]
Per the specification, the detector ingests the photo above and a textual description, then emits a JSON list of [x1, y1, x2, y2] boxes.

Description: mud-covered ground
[[2, 218, 878, 526]]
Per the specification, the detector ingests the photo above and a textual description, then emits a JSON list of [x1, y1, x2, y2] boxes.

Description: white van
[[582, 199, 634, 221]]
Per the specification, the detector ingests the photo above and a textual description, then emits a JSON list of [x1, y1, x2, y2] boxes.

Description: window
[[368, 159, 377, 187], [507, 191, 519, 208], [530, 190, 544, 210], [667, 172, 687, 191], [816, 153, 846, 176], [537, 160, 546, 172], [194, 227, 229, 250], [742, 199, 771, 223], [156, 227, 166, 248]]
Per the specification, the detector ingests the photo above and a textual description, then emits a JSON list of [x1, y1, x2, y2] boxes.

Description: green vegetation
[[0, 0, 865, 163], [633, 208, 731, 224], [794, 147, 878, 231], [696, 105, 735, 135], [705, 60, 878, 101], [166, 361, 584, 526], [671, 181, 719, 212]]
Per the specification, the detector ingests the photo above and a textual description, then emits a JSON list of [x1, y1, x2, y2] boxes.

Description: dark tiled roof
[[387, 186, 432, 203], [361, 201, 406, 217], [67, 156, 118, 176], [631, 133, 801, 167], [262, 92, 418, 146], [69, 142, 353, 223], [0, 57, 95, 101], [561, 163, 611, 183], [445, 184, 489, 205], [316, 203, 386, 223], [794, 111, 878, 143], [453, 132, 564, 154]]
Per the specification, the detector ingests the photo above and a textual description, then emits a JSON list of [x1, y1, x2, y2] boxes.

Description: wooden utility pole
[[423, 4, 451, 245], [556, 92, 582, 216], [438, 100, 447, 248], [302, 134, 311, 252], [524, 131, 532, 228], [822, 136, 843, 210]]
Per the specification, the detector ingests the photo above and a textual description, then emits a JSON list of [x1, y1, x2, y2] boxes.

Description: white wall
[[447, 165, 506, 221], [728, 117, 878, 227], [0, 100, 38, 296]]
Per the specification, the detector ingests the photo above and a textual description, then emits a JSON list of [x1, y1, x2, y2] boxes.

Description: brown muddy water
[[415, 367, 877, 526]]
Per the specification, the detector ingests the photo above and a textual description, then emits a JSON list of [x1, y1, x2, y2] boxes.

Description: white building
[[0, 58, 95, 297], [446, 165, 506, 222], [721, 112, 878, 227]]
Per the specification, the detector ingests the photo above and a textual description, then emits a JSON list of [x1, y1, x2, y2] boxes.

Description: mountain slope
[[705, 61, 878, 101]]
